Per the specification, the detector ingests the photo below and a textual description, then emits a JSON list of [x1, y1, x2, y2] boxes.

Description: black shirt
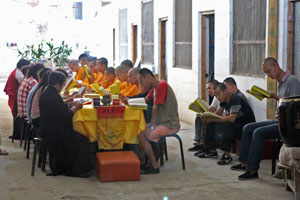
[[220, 94, 255, 126]]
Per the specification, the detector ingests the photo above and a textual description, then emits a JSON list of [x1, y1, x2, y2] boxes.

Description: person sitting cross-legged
[[137, 68, 180, 174], [199, 83, 255, 166], [231, 57, 300, 180]]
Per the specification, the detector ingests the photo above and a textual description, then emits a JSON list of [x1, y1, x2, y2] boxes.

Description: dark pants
[[238, 120, 280, 171], [194, 116, 208, 144], [205, 122, 243, 152]]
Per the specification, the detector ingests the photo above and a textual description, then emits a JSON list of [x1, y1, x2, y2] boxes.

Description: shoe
[[188, 144, 204, 152], [198, 150, 218, 158], [194, 148, 207, 156], [231, 163, 246, 171], [217, 154, 232, 165], [140, 165, 149, 174], [238, 171, 258, 180]]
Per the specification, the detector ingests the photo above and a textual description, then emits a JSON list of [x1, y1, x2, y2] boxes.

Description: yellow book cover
[[110, 85, 120, 95], [188, 104, 202, 113], [246, 85, 271, 101], [246, 90, 264, 101], [252, 85, 271, 98], [63, 78, 77, 91], [189, 97, 209, 113], [83, 65, 91, 79], [90, 83, 106, 96], [199, 112, 221, 119]]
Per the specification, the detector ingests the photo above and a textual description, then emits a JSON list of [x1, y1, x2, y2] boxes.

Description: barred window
[[73, 2, 83, 20], [142, 1, 154, 65], [175, 0, 192, 69], [119, 9, 128, 62], [232, 0, 266, 76]]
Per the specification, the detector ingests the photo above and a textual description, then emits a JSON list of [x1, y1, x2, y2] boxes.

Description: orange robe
[[94, 72, 104, 84], [100, 77, 118, 89], [124, 84, 140, 97], [75, 67, 84, 81]]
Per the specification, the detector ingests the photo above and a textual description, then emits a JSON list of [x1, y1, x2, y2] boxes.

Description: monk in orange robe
[[100, 67, 118, 89], [115, 65, 133, 96], [94, 57, 107, 84], [125, 67, 140, 97]]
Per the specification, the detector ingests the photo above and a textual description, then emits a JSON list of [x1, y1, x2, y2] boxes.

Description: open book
[[63, 78, 77, 91], [109, 85, 120, 95], [188, 97, 209, 113], [128, 98, 147, 110], [78, 86, 87, 96], [90, 83, 109, 96], [246, 85, 271, 101], [74, 98, 92, 105], [197, 112, 221, 119]]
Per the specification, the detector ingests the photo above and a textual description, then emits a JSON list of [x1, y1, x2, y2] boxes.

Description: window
[[232, 0, 266, 76], [119, 9, 128, 62], [73, 2, 82, 20], [293, 2, 300, 77], [142, 1, 154, 65], [175, 0, 192, 69]]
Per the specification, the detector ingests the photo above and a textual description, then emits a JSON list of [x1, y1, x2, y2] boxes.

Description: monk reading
[[94, 57, 108, 84], [115, 65, 133, 96], [100, 67, 118, 89]]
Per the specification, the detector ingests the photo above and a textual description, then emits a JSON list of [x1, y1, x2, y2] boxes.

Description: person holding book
[[115, 65, 135, 97], [199, 83, 255, 165], [75, 54, 88, 81], [223, 77, 248, 103], [94, 57, 108, 84], [231, 57, 300, 180], [100, 67, 118, 89], [188, 79, 220, 153], [137, 68, 180, 174]]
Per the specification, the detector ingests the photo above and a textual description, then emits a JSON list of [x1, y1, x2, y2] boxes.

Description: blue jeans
[[238, 120, 280, 171]]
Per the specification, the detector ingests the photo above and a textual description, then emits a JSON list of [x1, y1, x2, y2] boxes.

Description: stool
[[277, 162, 300, 199], [156, 133, 186, 170], [96, 151, 140, 182]]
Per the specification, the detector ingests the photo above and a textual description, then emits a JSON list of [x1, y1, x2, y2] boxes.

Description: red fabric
[[146, 88, 154, 99], [4, 68, 19, 96], [97, 106, 125, 119], [155, 80, 168, 104], [96, 151, 140, 182], [8, 95, 15, 115], [17, 77, 37, 117]]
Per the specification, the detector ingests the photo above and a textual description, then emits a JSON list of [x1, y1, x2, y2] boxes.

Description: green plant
[[18, 39, 72, 67]]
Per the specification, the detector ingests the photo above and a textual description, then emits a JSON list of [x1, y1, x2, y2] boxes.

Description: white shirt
[[15, 68, 24, 84]]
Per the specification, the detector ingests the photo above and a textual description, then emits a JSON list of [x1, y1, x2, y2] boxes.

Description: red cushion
[[96, 151, 140, 182]]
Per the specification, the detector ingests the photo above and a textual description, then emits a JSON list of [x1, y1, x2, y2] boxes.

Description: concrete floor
[[0, 97, 294, 200]]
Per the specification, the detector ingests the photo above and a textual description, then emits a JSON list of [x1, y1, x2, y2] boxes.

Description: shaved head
[[116, 65, 128, 74], [128, 68, 140, 85]]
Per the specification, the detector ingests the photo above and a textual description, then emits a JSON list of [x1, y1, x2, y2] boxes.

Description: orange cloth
[[94, 72, 104, 84], [124, 84, 140, 97], [75, 67, 84, 80], [100, 77, 118, 89]]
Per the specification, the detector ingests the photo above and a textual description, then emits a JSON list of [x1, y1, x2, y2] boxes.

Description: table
[[73, 105, 146, 149]]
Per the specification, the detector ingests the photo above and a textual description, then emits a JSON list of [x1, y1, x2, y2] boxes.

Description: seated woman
[[39, 71, 93, 177]]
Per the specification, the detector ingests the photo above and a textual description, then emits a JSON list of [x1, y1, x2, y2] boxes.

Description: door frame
[[132, 24, 138, 65], [199, 11, 215, 100], [159, 17, 168, 80]]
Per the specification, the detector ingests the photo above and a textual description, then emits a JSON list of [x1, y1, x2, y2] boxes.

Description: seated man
[[100, 67, 118, 89], [200, 83, 255, 166], [138, 68, 180, 174], [121, 59, 134, 70], [188, 79, 220, 152], [75, 53, 88, 81], [115, 65, 132, 96], [223, 77, 248, 103], [126, 68, 141, 97], [94, 57, 108, 84], [231, 57, 300, 180], [39, 71, 93, 177], [82, 57, 96, 86]]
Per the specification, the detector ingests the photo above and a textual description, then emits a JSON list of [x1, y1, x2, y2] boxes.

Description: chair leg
[[23, 123, 31, 151], [41, 144, 47, 172], [164, 139, 168, 161], [175, 134, 185, 170], [20, 120, 27, 147], [272, 139, 276, 175], [31, 140, 39, 176], [26, 127, 34, 159], [159, 138, 165, 167], [38, 141, 43, 168]]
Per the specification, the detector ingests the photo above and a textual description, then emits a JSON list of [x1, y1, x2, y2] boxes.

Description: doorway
[[132, 25, 138, 65], [159, 19, 168, 81], [199, 12, 215, 103]]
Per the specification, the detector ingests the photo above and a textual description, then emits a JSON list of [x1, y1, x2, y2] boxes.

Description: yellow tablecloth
[[73, 105, 146, 145]]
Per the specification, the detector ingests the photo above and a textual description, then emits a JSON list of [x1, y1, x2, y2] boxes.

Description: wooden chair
[[277, 162, 300, 200]]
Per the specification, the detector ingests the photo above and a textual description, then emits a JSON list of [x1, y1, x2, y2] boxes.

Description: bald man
[[125, 68, 141, 97], [115, 65, 133, 96], [100, 67, 118, 89]]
